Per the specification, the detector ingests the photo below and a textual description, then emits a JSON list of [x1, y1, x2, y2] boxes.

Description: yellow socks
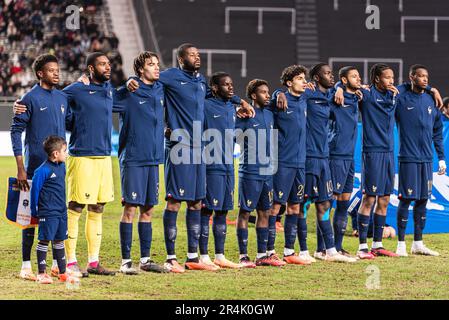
[[85, 211, 103, 263], [65, 209, 81, 263]]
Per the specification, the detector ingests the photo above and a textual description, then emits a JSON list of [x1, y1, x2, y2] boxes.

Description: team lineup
[[9, 42, 447, 284]]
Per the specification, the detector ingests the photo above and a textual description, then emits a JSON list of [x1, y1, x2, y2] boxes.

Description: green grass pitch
[[0, 156, 448, 300]]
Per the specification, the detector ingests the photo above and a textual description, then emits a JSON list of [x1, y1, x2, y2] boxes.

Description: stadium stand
[[0, 0, 126, 97]]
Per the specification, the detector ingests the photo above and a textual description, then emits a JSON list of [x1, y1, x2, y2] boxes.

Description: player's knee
[[121, 205, 137, 222], [166, 200, 181, 212], [69, 201, 84, 213], [187, 200, 202, 211], [376, 196, 390, 211], [361, 196, 375, 210], [88, 203, 104, 213], [287, 203, 300, 214]]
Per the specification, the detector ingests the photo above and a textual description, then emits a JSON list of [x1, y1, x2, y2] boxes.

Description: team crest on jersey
[[428, 106, 432, 114], [372, 186, 377, 193], [407, 188, 413, 196], [247, 199, 252, 207], [313, 186, 318, 194], [61, 104, 65, 114], [336, 182, 341, 190], [85, 193, 90, 199], [179, 188, 185, 196], [278, 191, 284, 199], [213, 199, 219, 206], [132, 192, 137, 200]]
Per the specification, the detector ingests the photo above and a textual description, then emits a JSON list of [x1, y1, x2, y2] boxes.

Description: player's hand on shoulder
[[127, 79, 139, 92], [77, 74, 90, 85], [355, 90, 363, 101], [276, 92, 288, 111], [430, 88, 443, 109], [334, 87, 344, 105], [13, 99, 27, 115], [387, 85, 399, 96], [236, 100, 255, 118], [305, 82, 316, 91]]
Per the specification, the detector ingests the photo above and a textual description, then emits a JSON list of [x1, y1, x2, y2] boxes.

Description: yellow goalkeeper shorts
[[67, 156, 114, 204]]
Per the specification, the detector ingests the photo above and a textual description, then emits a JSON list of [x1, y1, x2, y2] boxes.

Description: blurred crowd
[[0, 0, 126, 97]]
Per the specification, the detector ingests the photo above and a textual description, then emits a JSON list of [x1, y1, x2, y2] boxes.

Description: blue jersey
[[329, 91, 359, 160], [272, 92, 307, 168], [113, 79, 165, 167], [10, 84, 69, 177], [395, 89, 445, 163], [303, 88, 335, 159], [63, 81, 113, 156], [203, 96, 236, 175], [30, 160, 66, 217], [235, 106, 274, 180]]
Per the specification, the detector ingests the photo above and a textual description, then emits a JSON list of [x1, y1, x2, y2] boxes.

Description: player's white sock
[[121, 259, 131, 266], [397, 241, 406, 249], [88, 255, 99, 264], [167, 255, 177, 260], [187, 252, 198, 260], [140, 257, 150, 264], [413, 240, 424, 248], [239, 254, 248, 260], [67, 258, 77, 265], [267, 250, 276, 256], [215, 254, 225, 260], [326, 248, 338, 256], [358, 243, 369, 251], [372, 241, 383, 249], [284, 248, 295, 256], [299, 250, 310, 256], [22, 261, 31, 269], [200, 254, 210, 261], [256, 253, 266, 259], [52, 259, 58, 268]]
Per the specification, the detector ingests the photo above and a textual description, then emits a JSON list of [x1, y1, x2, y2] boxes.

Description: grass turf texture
[[0, 156, 448, 300]]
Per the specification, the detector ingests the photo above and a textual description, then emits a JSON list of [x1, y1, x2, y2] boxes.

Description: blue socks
[[284, 214, 298, 250], [357, 213, 370, 244], [333, 200, 350, 251], [397, 200, 410, 241], [256, 227, 269, 255], [199, 212, 211, 255], [186, 209, 201, 254], [213, 212, 227, 254], [317, 209, 335, 250], [413, 199, 427, 241], [120, 222, 133, 259], [22, 227, 35, 262], [237, 228, 248, 255], [373, 213, 386, 242], [267, 216, 277, 251], [163, 210, 178, 256], [297, 217, 308, 251], [138, 222, 152, 258]]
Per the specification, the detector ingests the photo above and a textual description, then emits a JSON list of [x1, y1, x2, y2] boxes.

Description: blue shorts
[[239, 177, 273, 211], [273, 167, 305, 204], [330, 159, 355, 195], [204, 174, 234, 211], [165, 147, 206, 201], [398, 162, 433, 200], [38, 215, 68, 241], [362, 152, 394, 196], [121, 165, 159, 206], [305, 158, 333, 203]]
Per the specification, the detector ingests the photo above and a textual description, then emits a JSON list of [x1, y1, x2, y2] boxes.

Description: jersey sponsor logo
[[253, 124, 260, 127], [407, 106, 415, 110], [89, 91, 96, 95], [50, 173, 56, 178], [342, 105, 351, 108], [39, 260, 46, 265], [180, 81, 188, 85], [213, 115, 221, 118], [40, 107, 48, 111], [286, 111, 294, 114], [376, 99, 383, 102], [139, 101, 146, 105], [314, 100, 325, 104]]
